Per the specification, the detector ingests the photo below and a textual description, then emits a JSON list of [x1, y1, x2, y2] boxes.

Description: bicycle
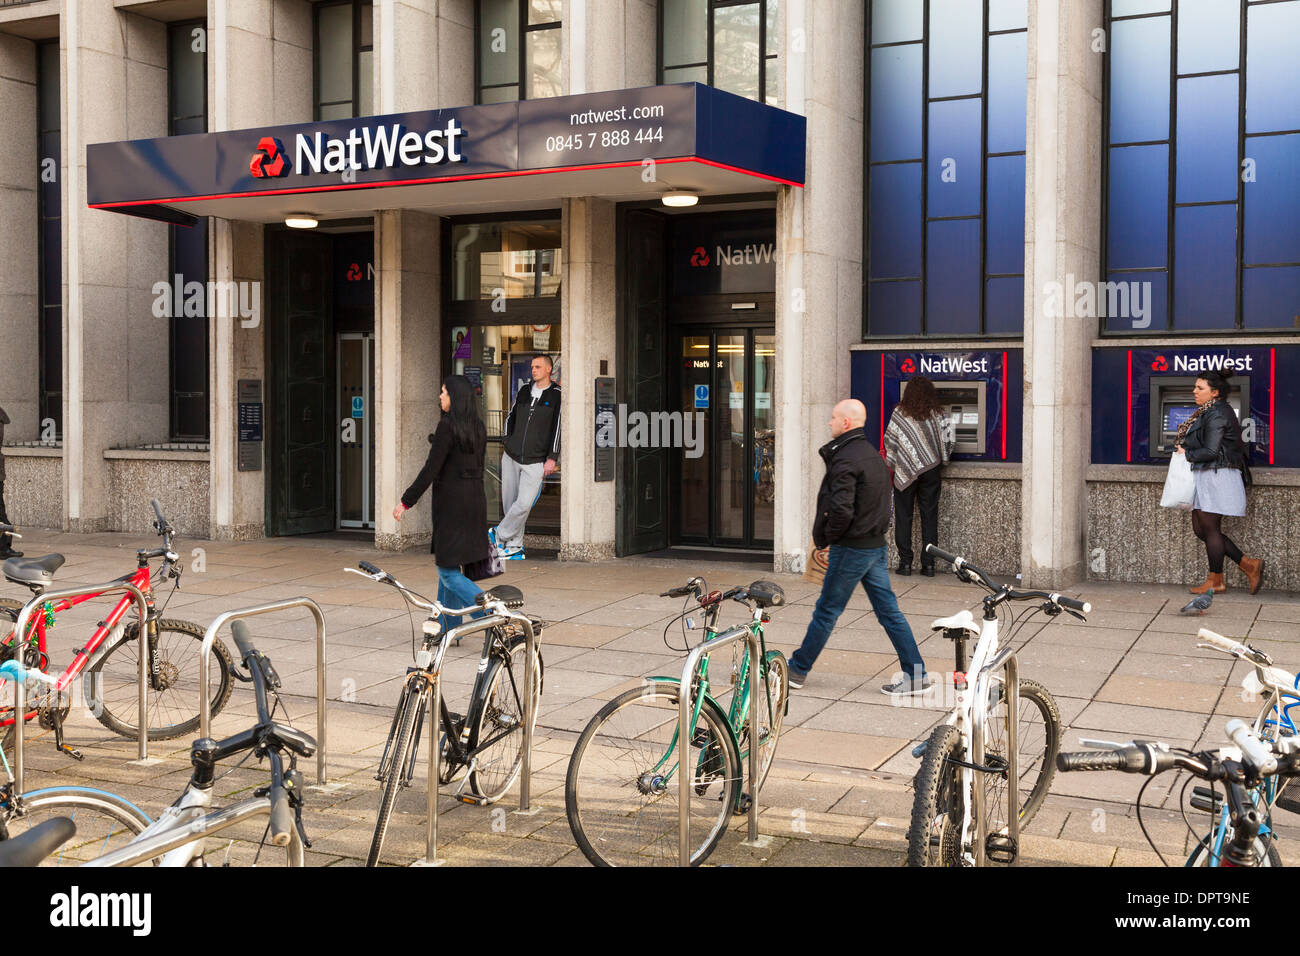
[[564, 577, 789, 866], [0, 501, 234, 754], [1057, 717, 1299, 867], [906, 544, 1087, 867], [347, 560, 544, 867]]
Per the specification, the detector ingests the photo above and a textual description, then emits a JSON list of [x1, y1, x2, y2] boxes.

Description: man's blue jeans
[[437, 565, 486, 635], [790, 545, 925, 680]]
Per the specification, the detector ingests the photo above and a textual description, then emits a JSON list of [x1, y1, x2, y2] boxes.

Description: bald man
[[789, 399, 929, 696]]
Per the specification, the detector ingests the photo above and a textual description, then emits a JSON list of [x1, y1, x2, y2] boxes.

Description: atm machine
[[901, 380, 987, 455], [1148, 376, 1250, 458]]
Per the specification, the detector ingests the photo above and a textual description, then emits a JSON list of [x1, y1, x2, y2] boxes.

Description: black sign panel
[[670, 211, 777, 297], [594, 377, 616, 482], [237, 379, 263, 472]]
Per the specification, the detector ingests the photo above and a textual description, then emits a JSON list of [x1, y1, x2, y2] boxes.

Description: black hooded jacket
[[811, 427, 893, 550]]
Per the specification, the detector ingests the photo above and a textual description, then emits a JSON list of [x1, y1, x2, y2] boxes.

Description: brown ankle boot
[[1239, 556, 1264, 595], [1190, 573, 1226, 595]]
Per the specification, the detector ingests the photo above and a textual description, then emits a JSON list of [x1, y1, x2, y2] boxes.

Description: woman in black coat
[[393, 375, 491, 631]]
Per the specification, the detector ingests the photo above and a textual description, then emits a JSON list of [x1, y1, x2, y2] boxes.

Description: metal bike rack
[[969, 646, 1021, 867], [7, 581, 153, 795], [198, 599, 328, 785], [677, 626, 763, 867], [411, 608, 541, 868]]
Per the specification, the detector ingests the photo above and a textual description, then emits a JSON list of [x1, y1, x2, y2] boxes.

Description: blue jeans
[[437, 565, 486, 635], [791, 545, 925, 680]]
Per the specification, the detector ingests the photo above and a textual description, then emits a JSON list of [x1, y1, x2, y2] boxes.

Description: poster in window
[[452, 326, 471, 361], [531, 324, 551, 350]]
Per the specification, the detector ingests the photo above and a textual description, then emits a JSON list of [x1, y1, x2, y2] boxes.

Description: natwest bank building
[[1, 0, 1298, 590]]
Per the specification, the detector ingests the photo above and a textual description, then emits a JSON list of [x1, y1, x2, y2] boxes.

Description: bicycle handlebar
[[1228, 718, 1278, 774], [267, 752, 294, 847], [347, 562, 500, 619], [925, 544, 1091, 614]]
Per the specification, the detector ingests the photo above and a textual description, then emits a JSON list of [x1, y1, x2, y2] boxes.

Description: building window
[[864, 0, 1027, 338], [477, 0, 562, 104], [659, 0, 781, 106], [37, 40, 60, 438], [315, 0, 373, 120], [445, 215, 562, 535], [1104, 0, 1300, 333], [168, 21, 209, 442]]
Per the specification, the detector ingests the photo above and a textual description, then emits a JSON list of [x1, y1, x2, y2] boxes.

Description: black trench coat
[[400, 419, 490, 568]]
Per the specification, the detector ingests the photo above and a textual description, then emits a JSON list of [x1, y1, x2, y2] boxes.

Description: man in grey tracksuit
[[0, 405, 19, 558], [493, 355, 561, 559]]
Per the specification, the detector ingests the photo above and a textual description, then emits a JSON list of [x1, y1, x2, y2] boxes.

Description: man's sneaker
[[882, 674, 934, 697], [787, 668, 808, 690], [500, 546, 526, 561], [488, 526, 499, 549]]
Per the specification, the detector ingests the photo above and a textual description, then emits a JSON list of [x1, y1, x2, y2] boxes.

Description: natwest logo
[[690, 246, 710, 267], [1171, 354, 1253, 373], [249, 137, 289, 178], [294, 119, 465, 175], [1151, 355, 1169, 372], [900, 358, 916, 373], [919, 355, 989, 375]]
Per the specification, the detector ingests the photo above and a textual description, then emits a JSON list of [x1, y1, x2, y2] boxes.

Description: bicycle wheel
[[738, 650, 788, 793], [0, 599, 39, 754], [907, 723, 965, 867], [1187, 831, 1283, 867], [468, 634, 544, 803], [980, 676, 1060, 841], [367, 684, 425, 867], [2, 786, 151, 866], [565, 684, 741, 866], [87, 619, 235, 740]]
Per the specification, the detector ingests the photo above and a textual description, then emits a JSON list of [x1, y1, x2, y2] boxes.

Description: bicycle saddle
[[931, 609, 980, 637], [478, 584, 524, 609], [3, 553, 65, 588], [746, 580, 786, 609], [0, 817, 75, 867]]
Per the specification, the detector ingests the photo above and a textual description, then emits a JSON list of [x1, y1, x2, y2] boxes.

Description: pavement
[[4, 528, 1300, 867]]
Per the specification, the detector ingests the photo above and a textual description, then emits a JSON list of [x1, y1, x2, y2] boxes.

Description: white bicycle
[[905, 545, 1089, 867]]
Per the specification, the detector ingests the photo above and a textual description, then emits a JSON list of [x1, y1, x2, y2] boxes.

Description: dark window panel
[[1244, 133, 1300, 266], [480, 0, 520, 89], [318, 2, 354, 108], [480, 83, 521, 103], [713, 2, 761, 101], [1104, 271, 1168, 332], [986, 154, 1026, 276], [1173, 204, 1238, 329], [1175, 74, 1239, 204], [766, 0, 779, 57], [40, 225, 60, 305], [871, 0, 922, 44], [868, 280, 922, 335], [1108, 144, 1169, 270], [1245, 0, 1300, 135], [663, 0, 708, 67], [37, 42, 58, 131], [525, 23, 562, 99], [1109, 15, 1170, 144], [168, 25, 205, 125], [1243, 266, 1300, 329], [869, 162, 922, 279], [987, 32, 1027, 153], [925, 218, 981, 334], [927, 98, 982, 218], [1177, 0, 1240, 75], [985, 277, 1024, 334], [928, 0, 982, 98], [869, 44, 922, 162]]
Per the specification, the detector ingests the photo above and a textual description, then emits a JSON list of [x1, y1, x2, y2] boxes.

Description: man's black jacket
[[503, 382, 561, 465], [812, 427, 892, 550]]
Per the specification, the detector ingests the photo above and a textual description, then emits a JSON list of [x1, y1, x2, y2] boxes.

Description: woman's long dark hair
[[440, 375, 486, 453], [897, 375, 943, 420]]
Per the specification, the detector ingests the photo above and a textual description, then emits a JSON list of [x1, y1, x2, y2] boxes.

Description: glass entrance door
[[337, 332, 375, 529], [675, 328, 775, 549]]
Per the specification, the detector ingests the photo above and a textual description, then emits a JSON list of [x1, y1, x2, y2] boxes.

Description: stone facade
[[105, 451, 209, 539], [885, 465, 1024, 577], [2, 450, 62, 529]]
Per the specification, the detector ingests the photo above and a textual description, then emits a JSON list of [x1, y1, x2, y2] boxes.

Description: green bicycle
[[564, 577, 789, 866]]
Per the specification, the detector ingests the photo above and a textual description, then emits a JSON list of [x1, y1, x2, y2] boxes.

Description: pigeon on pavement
[[1180, 589, 1214, 615]]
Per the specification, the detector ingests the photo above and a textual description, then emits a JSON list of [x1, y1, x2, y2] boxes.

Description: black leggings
[[1191, 509, 1243, 574]]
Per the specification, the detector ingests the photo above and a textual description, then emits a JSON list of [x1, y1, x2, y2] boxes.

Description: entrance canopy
[[86, 84, 805, 226]]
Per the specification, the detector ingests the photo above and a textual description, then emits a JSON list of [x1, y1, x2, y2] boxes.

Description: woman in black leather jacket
[[1173, 368, 1262, 594]]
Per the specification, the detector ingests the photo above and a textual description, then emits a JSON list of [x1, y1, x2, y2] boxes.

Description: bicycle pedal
[[457, 794, 487, 806], [690, 727, 715, 748], [985, 833, 1018, 864], [57, 744, 83, 761]]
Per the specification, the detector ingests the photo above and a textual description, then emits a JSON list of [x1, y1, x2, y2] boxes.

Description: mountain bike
[[0, 501, 234, 754], [1058, 717, 1299, 867], [906, 545, 1086, 867], [564, 577, 789, 866], [348, 561, 544, 867]]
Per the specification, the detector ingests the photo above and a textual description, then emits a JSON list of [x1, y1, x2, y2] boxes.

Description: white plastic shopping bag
[[1160, 451, 1195, 510]]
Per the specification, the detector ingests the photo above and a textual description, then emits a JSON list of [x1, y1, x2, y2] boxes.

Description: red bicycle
[[0, 500, 234, 758]]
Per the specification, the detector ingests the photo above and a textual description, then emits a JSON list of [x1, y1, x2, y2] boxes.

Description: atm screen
[[1165, 404, 1195, 433]]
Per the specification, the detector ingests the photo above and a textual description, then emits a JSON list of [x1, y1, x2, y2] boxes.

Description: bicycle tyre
[[367, 685, 424, 867], [565, 684, 741, 867], [739, 650, 788, 793], [1, 598, 42, 754], [907, 723, 965, 867], [87, 619, 235, 741], [982, 676, 1060, 833], [3, 786, 151, 866], [1187, 831, 1283, 867], [468, 634, 544, 803]]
